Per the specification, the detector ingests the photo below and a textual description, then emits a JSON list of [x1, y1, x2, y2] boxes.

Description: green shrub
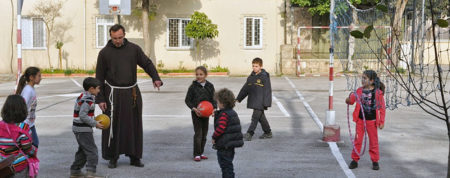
[[64, 69, 73, 76]]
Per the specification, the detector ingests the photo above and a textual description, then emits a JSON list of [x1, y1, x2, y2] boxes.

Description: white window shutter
[[21, 18, 32, 48]]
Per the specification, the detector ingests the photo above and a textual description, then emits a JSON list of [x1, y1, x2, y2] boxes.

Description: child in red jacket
[[346, 70, 386, 171]]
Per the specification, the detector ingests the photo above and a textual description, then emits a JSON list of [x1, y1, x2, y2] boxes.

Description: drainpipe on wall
[[83, 0, 87, 70], [16, 0, 24, 90]]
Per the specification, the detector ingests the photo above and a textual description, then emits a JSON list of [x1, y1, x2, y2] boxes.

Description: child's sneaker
[[70, 170, 85, 178], [85, 171, 105, 178], [194, 156, 201, 162], [348, 160, 358, 169], [259, 132, 273, 139], [200, 155, 208, 160], [244, 133, 252, 141], [372, 162, 380, 170]]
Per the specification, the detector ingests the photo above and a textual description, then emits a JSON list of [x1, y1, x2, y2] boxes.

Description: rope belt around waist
[[105, 81, 137, 147]]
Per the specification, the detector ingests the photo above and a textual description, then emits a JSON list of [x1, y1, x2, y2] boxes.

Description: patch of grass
[[41, 69, 64, 74], [390, 68, 406, 74], [41, 68, 96, 75], [209, 65, 229, 73], [139, 68, 195, 74], [341, 70, 358, 74]]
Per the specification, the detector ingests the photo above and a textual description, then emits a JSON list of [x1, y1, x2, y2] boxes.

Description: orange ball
[[197, 101, 214, 117]]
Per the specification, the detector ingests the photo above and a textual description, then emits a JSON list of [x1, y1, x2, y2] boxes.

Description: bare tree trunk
[[59, 48, 62, 69], [46, 28, 52, 69], [196, 40, 200, 65], [448, 123, 450, 177], [429, 0, 450, 176], [10, 0, 14, 73], [391, 0, 409, 65], [347, 9, 358, 71], [141, 0, 154, 64]]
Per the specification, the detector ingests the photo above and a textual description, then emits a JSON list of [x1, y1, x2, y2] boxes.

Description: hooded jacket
[[185, 80, 217, 111], [236, 69, 272, 110]]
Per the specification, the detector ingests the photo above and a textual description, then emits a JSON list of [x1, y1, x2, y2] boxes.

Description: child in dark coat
[[237, 57, 272, 141], [185, 66, 217, 161], [212, 88, 244, 178]]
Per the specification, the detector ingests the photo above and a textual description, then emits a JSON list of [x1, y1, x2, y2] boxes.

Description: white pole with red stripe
[[323, 0, 339, 142], [296, 30, 301, 76], [16, 0, 24, 90]]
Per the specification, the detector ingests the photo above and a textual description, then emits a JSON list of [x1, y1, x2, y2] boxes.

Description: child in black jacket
[[185, 66, 217, 162], [236, 57, 272, 141], [212, 88, 244, 178]]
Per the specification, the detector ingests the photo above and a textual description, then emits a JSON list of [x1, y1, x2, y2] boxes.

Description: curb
[[298, 73, 346, 77]]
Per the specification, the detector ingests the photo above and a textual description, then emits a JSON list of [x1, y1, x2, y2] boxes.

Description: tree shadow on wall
[[189, 39, 220, 65]]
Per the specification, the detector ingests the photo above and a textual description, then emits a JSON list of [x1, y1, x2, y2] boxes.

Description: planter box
[[43, 72, 229, 78], [42, 73, 66, 78]]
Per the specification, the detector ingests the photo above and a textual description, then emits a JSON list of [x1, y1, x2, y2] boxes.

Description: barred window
[[96, 17, 115, 48], [22, 17, 46, 49], [168, 18, 192, 49], [244, 17, 263, 49]]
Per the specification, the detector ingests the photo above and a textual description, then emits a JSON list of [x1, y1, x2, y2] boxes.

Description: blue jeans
[[30, 126, 39, 147]]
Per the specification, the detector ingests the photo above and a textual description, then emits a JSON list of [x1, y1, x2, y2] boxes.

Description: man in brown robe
[[95, 24, 162, 168]]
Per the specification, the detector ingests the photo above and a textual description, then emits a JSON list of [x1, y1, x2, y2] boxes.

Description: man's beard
[[114, 42, 124, 47]]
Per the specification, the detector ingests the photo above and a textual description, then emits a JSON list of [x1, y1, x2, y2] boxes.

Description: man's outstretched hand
[[153, 80, 163, 91], [99, 102, 107, 112]]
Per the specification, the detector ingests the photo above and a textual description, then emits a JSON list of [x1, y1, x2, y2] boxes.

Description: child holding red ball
[[346, 70, 386, 170], [185, 66, 217, 162]]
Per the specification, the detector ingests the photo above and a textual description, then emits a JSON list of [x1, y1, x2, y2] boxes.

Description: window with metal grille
[[167, 18, 192, 49], [22, 17, 46, 49], [96, 17, 115, 48], [244, 17, 263, 49]]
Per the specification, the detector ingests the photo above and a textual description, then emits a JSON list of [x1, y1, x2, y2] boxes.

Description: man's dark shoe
[[108, 159, 117, 169], [372, 162, 380, 170], [348, 160, 358, 169], [259, 132, 273, 139], [130, 158, 145, 167]]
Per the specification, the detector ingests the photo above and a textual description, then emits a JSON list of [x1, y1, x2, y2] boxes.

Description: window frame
[[243, 17, 263, 49], [22, 17, 46, 50], [96, 16, 115, 49], [166, 18, 193, 50]]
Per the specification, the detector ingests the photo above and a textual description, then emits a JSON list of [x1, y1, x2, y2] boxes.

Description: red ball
[[197, 101, 214, 117]]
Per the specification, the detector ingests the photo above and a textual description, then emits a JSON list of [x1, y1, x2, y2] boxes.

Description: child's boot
[[259, 132, 273, 139], [85, 170, 105, 178], [348, 160, 358, 169], [244, 133, 252, 141], [372, 162, 380, 170], [69, 170, 85, 178]]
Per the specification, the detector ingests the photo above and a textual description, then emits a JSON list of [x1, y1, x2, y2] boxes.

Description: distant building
[[0, 0, 290, 75]]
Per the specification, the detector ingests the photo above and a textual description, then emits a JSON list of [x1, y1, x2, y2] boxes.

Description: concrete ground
[[0, 77, 446, 178]]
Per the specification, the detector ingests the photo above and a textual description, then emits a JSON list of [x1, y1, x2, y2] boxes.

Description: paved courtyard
[[0, 76, 446, 178]]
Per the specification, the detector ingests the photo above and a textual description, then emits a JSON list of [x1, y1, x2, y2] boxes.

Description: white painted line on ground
[[285, 77, 324, 132], [284, 76, 356, 178], [137, 80, 151, 84], [329, 142, 356, 178], [272, 96, 290, 117], [70, 78, 82, 88], [39, 93, 80, 99], [37, 114, 289, 118]]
